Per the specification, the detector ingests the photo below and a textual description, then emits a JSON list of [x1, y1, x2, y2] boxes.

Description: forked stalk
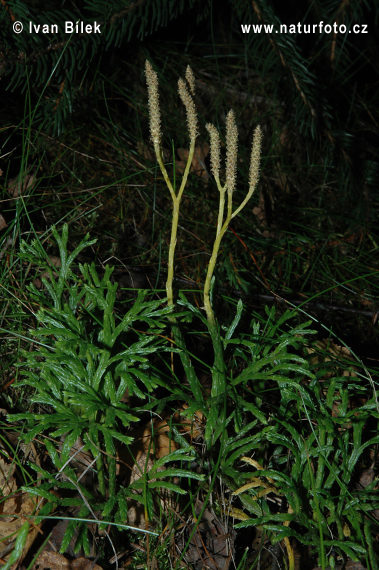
[[146, 60, 262, 325], [145, 61, 262, 406], [145, 61, 197, 308], [204, 115, 262, 327], [145, 61, 203, 402]]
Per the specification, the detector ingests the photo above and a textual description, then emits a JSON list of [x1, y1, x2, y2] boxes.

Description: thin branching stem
[[162, 140, 195, 307], [203, 122, 262, 326]]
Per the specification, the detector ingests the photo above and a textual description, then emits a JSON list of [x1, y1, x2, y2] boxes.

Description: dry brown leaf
[[345, 561, 367, 570], [34, 255, 62, 289], [33, 551, 71, 569], [357, 465, 379, 520], [0, 457, 17, 498], [32, 551, 103, 569], [47, 255, 61, 268], [180, 500, 235, 569], [0, 214, 7, 230], [126, 407, 204, 526], [132, 407, 204, 464], [312, 562, 366, 570], [176, 143, 209, 183], [0, 237, 13, 261], [71, 558, 103, 570], [4, 431, 38, 464], [0, 457, 41, 568], [137, 141, 170, 162], [7, 173, 36, 198], [252, 190, 275, 238], [307, 338, 357, 380], [178, 404, 204, 441], [274, 160, 290, 193], [137, 140, 155, 161], [306, 338, 359, 426], [359, 466, 375, 489], [137, 141, 208, 182]]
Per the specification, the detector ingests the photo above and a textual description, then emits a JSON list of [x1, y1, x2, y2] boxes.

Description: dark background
[[1, 0, 378, 356]]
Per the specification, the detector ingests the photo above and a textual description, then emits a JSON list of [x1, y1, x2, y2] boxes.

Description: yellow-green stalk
[[145, 59, 262, 329], [145, 60, 198, 308], [203, 118, 262, 326]]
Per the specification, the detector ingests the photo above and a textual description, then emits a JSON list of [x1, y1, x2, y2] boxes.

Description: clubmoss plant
[[145, 60, 198, 310], [145, 60, 262, 408], [145, 60, 262, 325], [145, 60, 204, 405], [7, 225, 204, 556], [204, 114, 262, 327]]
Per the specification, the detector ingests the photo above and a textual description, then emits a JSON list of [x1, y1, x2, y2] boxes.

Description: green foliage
[[6, 221, 378, 565], [10, 226, 172, 456], [234, 0, 376, 138], [232, 327, 379, 568], [1, 0, 205, 133], [3, 31, 378, 564], [86, 0, 203, 46], [6, 223, 329, 562], [4, 0, 376, 139], [7, 224, 204, 551], [1, 522, 30, 570], [125, 448, 204, 523], [142, 55, 377, 567]]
